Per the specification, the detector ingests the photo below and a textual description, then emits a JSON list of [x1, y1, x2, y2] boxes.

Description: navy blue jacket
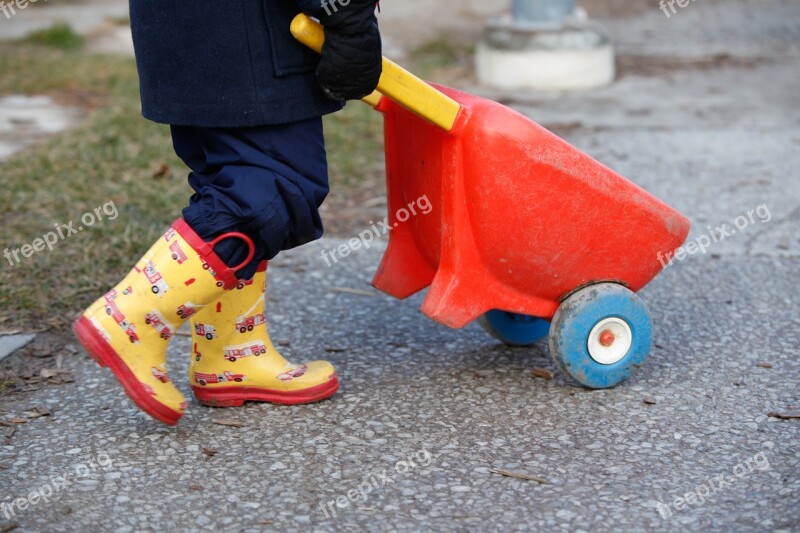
[[130, 0, 344, 127]]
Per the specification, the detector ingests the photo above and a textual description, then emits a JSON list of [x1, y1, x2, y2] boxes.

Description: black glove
[[316, 1, 382, 101]]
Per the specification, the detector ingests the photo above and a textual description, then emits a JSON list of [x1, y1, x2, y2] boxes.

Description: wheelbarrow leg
[[371, 111, 438, 299], [421, 242, 559, 329], [419, 154, 559, 329], [372, 232, 436, 299]]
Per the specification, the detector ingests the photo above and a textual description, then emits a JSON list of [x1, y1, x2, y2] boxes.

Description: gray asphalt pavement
[[1, 0, 798, 531]]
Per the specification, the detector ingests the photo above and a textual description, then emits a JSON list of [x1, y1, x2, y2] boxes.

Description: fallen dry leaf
[[189, 485, 204, 491], [643, 396, 657, 405], [38, 368, 74, 385], [30, 343, 61, 358], [531, 368, 554, 380], [755, 362, 773, 369], [151, 162, 171, 180], [202, 447, 219, 458], [490, 467, 548, 484], [23, 407, 51, 419]]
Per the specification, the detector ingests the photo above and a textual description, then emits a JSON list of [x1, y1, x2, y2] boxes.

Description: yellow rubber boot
[[189, 262, 339, 407], [73, 219, 254, 425]]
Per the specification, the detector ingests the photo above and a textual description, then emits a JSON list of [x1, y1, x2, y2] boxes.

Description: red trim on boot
[[191, 374, 339, 408], [73, 316, 183, 425], [172, 219, 254, 290]]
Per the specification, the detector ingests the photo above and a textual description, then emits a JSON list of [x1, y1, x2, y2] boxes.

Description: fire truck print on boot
[[73, 219, 254, 425], [189, 262, 339, 407]]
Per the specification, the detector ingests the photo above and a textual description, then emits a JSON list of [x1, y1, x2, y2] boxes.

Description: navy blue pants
[[172, 118, 329, 280]]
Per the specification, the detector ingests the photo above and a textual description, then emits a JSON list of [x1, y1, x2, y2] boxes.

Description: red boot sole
[[191, 375, 340, 408], [73, 316, 183, 426]]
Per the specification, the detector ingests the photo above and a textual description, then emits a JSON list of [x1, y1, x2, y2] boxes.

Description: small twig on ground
[[324, 347, 347, 353], [490, 467, 548, 484], [329, 287, 377, 297], [211, 418, 245, 428], [768, 411, 800, 420]]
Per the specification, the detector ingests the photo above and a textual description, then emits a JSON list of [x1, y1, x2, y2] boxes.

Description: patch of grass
[[0, 45, 137, 103], [324, 102, 384, 187], [106, 15, 131, 27], [0, 45, 187, 329], [19, 22, 85, 50], [0, 42, 384, 330], [0, 376, 13, 397], [410, 38, 475, 79]]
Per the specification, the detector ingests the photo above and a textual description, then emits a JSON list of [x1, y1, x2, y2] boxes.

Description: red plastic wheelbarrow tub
[[372, 86, 691, 329]]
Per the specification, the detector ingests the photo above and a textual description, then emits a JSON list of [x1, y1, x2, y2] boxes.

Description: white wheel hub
[[587, 318, 632, 365]]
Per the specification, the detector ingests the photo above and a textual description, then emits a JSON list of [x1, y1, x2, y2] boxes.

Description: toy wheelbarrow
[[292, 15, 691, 389]]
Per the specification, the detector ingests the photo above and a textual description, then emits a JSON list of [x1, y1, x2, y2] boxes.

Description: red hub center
[[599, 330, 616, 347]]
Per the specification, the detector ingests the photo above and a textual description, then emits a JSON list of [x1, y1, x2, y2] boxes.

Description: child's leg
[[170, 118, 330, 278], [171, 119, 339, 406], [74, 119, 335, 424]]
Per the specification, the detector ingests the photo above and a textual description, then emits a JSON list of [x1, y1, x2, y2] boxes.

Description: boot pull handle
[[209, 232, 256, 275]]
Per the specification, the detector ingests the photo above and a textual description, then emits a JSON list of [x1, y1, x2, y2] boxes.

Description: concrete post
[[476, 0, 615, 91], [512, 0, 575, 27]]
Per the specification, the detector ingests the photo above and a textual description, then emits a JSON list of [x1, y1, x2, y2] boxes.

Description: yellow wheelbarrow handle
[[290, 14, 461, 132]]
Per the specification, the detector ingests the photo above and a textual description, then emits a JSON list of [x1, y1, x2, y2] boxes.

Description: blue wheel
[[549, 283, 653, 389], [477, 310, 550, 347]]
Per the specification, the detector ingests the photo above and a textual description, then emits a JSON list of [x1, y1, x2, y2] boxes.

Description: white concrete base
[[476, 25, 615, 91]]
